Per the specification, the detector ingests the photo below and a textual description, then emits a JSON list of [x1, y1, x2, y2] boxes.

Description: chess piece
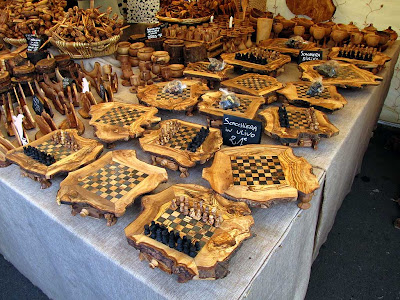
[[202, 211, 208, 223], [144, 224, 150, 235], [168, 232, 175, 248], [156, 228, 162, 242], [176, 238, 183, 252], [180, 201, 185, 213], [162, 229, 169, 245], [195, 208, 202, 220], [194, 241, 200, 251], [199, 200, 203, 212], [215, 215, 222, 227], [189, 207, 196, 218], [183, 241, 189, 254], [170, 198, 177, 210], [183, 204, 189, 216], [208, 214, 214, 226], [189, 245, 197, 258]]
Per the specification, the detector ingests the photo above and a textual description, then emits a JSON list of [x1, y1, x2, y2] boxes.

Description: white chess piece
[[82, 78, 90, 93], [12, 114, 28, 145]]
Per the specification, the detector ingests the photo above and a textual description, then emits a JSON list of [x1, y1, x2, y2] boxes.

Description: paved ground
[[1, 126, 399, 299]]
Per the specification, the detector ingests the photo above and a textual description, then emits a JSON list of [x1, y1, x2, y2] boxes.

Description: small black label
[[62, 77, 74, 89], [99, 83, 106, 100], [25, 34, 43, 52], [298, 50, 323, 64], [32, 95, 44, 115], [222, 114, 262, 146], [146, 26, 162, 39]]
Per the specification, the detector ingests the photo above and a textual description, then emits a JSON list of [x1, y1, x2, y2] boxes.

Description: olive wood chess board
[[57, 150, 168, 226], [124, 184, 254, 283], [328, 47, 391, 74], [89, 102, 161, 145], [221, 49, 291, 75], [277, 82, 347, 112], [139, 119, 223, 178], [137, 80, 209, 115], [202, 144, 320, 209], [299, 60, 383, 88], [199, 91, 265, 127], [259, 106, 339, 149], [259, 38, 321, 57], [6, 130, 103, 189], [183, 62, 233, 86], [221, 73, 283, 103]]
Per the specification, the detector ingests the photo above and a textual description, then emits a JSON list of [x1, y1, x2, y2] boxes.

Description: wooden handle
[[90, 0, 94, 9]]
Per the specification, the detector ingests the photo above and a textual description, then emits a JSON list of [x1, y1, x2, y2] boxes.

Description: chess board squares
[[35, 141, 75, 161], [294, 84, 332, 100], [156, 208, 216, 249], [156, 87, 191, 101], [235, 77, 275, 91], [78, 161, 148, 202], [230, 155, 286, 186], [188, 63, 211, 73], [165, 125, 200, 150], [94, 106, 144, 126], [285, 111, 312, 129], [335, 66, 360, 80]]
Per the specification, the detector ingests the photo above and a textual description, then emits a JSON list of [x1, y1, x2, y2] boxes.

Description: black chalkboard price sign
[[298, 50, 323, 64], [25, 34, 44, 52], [222, 114, 262, 147], [146, 26, 162, 39], [32, 95, 44, 115]]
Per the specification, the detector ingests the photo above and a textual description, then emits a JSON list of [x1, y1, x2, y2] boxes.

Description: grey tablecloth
[[0, 41, 398, 300]]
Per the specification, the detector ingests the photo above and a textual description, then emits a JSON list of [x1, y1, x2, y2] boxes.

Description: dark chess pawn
[[189, 245, 197, 258], [235, 53, 240, 60], [338, 49, 343, 57], [176, 238, 183, 252], [195, 241, 200, 251], [150, 225, 157, 239], [261, 58, 267, 65], [162, 229, 169, 245], [183, 241, 189, 254], [144, 224, 150, 235], [156, 228, 162, 242], [169, 232, 175, 248]]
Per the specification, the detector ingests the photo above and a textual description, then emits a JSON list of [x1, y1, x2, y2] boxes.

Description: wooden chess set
[[328, 45, 391, 74], [124, 184, 254, 282], [221, 73, 283, 103], [183, 62, 233, 89], [137, 80, 209, 115], [221, 47, 291, 75], [277, 82, 348, 112], [202, 145, 320, 209], [89, 102, 161, 147], [259, 38, 321, 57], [199, 91, 265, 127], [57, 150, 168, 226], [299, 60, 383, 88], [139, 119, 223, 178], [259, 106, 339, 149], [6, 130, 103, 189]]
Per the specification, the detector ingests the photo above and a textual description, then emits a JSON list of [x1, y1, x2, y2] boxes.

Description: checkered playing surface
[[156, 87, 191, 101], [155, 208, 216, 249], [187, 63, 212, 73], [35, 141, 75, 161], [234, 76, 275, 91], [294, 84, 331, 99], [94, 106, 144, 126], [285, 110, 312, 129], [211, 97, 253, 113], [333, 66, 360, 80], [165, 125, 200, 150], [231, 155, 286, 186], [78, 161, 148, 201]]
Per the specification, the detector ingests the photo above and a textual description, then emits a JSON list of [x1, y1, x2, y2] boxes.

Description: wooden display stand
[[183, 62, 233, 89], [199, 91, 265, 127], [221, 73, 283, 103], [6, 130, 103, 189], [202, 144, 320, 209], [277, 82, 347, 112], [139, 119, 223, 178], [0, 135, 15, 167], [57, 150, 168, 226], [124, 184, 254, 282], [89, 102, 161, 147], [299, 60, 383, 88], [137, 80, 209, 115], [259, 38, 321, 57], [259, 106, 339, 149]]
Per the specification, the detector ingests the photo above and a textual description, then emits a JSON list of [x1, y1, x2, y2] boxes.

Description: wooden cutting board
[[286, 0, 336, 23]]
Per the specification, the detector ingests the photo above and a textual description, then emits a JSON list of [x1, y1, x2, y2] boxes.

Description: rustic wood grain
[[259, 38, 321, 57], [286, 0, 336, 23]]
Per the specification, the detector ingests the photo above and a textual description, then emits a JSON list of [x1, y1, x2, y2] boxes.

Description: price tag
[[222, 114, 262, 147], [82, 78, 90, 93], [25, 34, 44, 52], [62, 77, 74, 89], [146, 26, 162, 39], [99, 84, 106, 100], [32, 95, 44, 115], [298, 50, 323, 64]]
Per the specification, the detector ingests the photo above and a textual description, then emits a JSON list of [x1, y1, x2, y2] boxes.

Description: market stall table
[[0, 41, 398, 300]]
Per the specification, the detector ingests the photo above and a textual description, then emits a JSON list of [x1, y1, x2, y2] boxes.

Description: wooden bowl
[[117, 42, 131, 55], [169, 64, 185, 78], [129, 42, 145, 57], [151, 51, 170, 64], [137, 47, 155, 61]]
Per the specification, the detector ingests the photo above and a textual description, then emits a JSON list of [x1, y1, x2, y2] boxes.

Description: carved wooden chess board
[[221, 48, 291, 75], [125, 184, 254, 282], [259, 38, 321, 57], [137, 80, 209, 115], [139, 119, 223, 177], [328, 46, 391, 74], [6, 130, 103, 189], [299, 60, 383, 88], [89, 102, 161, 144], [202, 145, 320, 209], [277, 82, 347, 112], [259, 106, 339, 149], [183, 62, 233, 84], [221, 73, 283, 103], [199, 91, 265, 127], [57, 150, 168, 226]]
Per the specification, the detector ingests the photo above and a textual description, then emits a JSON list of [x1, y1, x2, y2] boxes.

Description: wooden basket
[[49, 35, 121, 59], [156, 14, 211, 24], [3, 37, 27, 47]]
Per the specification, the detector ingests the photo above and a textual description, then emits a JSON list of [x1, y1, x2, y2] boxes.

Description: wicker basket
[[3, 37, 27, 47], [49, 35, 121, 59], [156, 15, 211, 24]]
